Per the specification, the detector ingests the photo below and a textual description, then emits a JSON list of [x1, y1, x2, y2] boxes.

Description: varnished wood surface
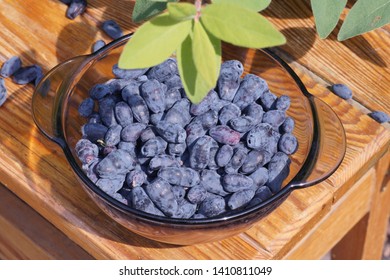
[[0, 0, 389, 259]]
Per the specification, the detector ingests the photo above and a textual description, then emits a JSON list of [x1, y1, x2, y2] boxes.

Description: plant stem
[[195, 0, 202, 22]]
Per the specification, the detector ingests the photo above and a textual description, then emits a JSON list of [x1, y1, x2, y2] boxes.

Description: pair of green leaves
[[118, 0, 286, 103], [120, 1, 285, 103], [311, 0, 390, 40]]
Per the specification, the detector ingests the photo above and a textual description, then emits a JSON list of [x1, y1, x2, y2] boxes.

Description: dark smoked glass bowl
[[32, 34, 346, 245]]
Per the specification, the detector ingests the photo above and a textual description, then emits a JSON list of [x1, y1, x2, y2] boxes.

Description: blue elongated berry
[[91, 40, 105, 53], [241, 150, 271, 174], [0, 78, 7, 107], [229, 116, 256, 133], [209, 125, 241, 146], [171, 186, 186, 202], [12, 65, 39, 85], [120, 80, 141, 101], [66, 0, 87, 19], [255, 185, 273, 201], [75, 139, 99, 165], [222, 174, 254, 192], [140, 79, 166, 113], [164, 74, 182, 90], [175, 199, 197, 219], [200, 169, 229, 196], [217, 60, 243, 101], [101, 20, 123, 39], [121, 123, 147, 142], [228, 188, 255, 210], [82, 123, 108, 143], [96, 176, 125, 195], [215, 144, 234, 167], [164, 87, 182, 110], [145, 178, 178, 217], [126, 167, 147, 188], [89, 83, 112, 100], [98, 96, 118, 127], [233, 74, 268, 109], [331, 83, 352, 100], [198, 196, 226, 217], [187, 185, 207, 204], [189, 136, 212, 170], [262, 110, 286, 129], [150, 112, 164, 125], [96, 149, 136, 178], [1, 56, 21, 78], [168, 143, 187, 157], [155, 121, 186, 143], [141, 136, 167, 157], [278, 133, 298, 155], [104, 124, 122, 146], [368, 111, 390, 123], [114, 101, 133, 127], [190, 90, 219, 115], [185, 121, 206, 148], [280, 116, 295, 133], [243, 103, 264, 124], [260, 90, 277, 111], [267, 152, 291, 193], [163, 99, 191, 127], [147, 58, 178, 83], [139, 126, 156, 142], [78, 97, 94, 117], [275, 95, 291, 111], [131, 186, 164, 216], [218, 103, 241, 125], [126, 92, 150, 124], [249, 167, 269, 187], [246, 123, 280, 155], [157, 167, 200, 187], [224, 147, 248, 174], [191, 110, 218, 130], [117, 141, 136, 157], [148, 154, 180, 173]]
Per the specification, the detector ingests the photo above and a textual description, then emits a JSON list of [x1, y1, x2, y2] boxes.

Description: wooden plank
[[0, 0, 389, 260], [284, 169, 375, 260], [263, 0, 390, 115], [332, 153, 390, 259], [0, 185, 93, 259]]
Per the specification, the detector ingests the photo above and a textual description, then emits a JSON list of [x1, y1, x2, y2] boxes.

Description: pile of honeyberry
[[75, 58, 298, 219]]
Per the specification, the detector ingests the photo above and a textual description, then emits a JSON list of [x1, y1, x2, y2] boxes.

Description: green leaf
[[212, 0, 271, 11], [177, 35, 211, 104], [338, 0, 390, 41], [118, 13, 192, 69], [167, 3, 196, 21], [132, 0, 178, 23], [201, 3, 286, 48], [311, 0, 347, 39], [193, 21, 221, 95]]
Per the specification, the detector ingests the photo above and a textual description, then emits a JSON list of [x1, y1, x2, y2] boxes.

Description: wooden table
[[0, 0, 389, 260]]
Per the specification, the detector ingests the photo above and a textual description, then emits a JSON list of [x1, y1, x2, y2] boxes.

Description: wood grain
[[0, 0, 389, 259], [284, 169, 375, 260], [263, 0, 390, 116], [0, 184, 92, 259]]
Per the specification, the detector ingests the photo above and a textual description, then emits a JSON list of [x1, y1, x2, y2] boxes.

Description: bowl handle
[[289, 96, 346, 189], [32, 56, 88, 147]]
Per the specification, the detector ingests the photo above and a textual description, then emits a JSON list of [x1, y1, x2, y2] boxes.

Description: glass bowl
[[32, 34, 346, 245]]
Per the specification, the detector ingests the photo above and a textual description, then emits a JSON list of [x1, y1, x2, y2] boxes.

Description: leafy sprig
[[119, 0, 285, 103], [311, 0, 390, 40]]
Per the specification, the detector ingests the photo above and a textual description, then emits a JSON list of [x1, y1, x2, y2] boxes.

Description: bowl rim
[[57, 33, 342, 226]]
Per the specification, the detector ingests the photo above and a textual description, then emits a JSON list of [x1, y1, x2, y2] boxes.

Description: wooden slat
[[0, 0, 389, 260], [332, 153, 390, 259], [0, 184, 92, 259], [284, 169, 375, 259]]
